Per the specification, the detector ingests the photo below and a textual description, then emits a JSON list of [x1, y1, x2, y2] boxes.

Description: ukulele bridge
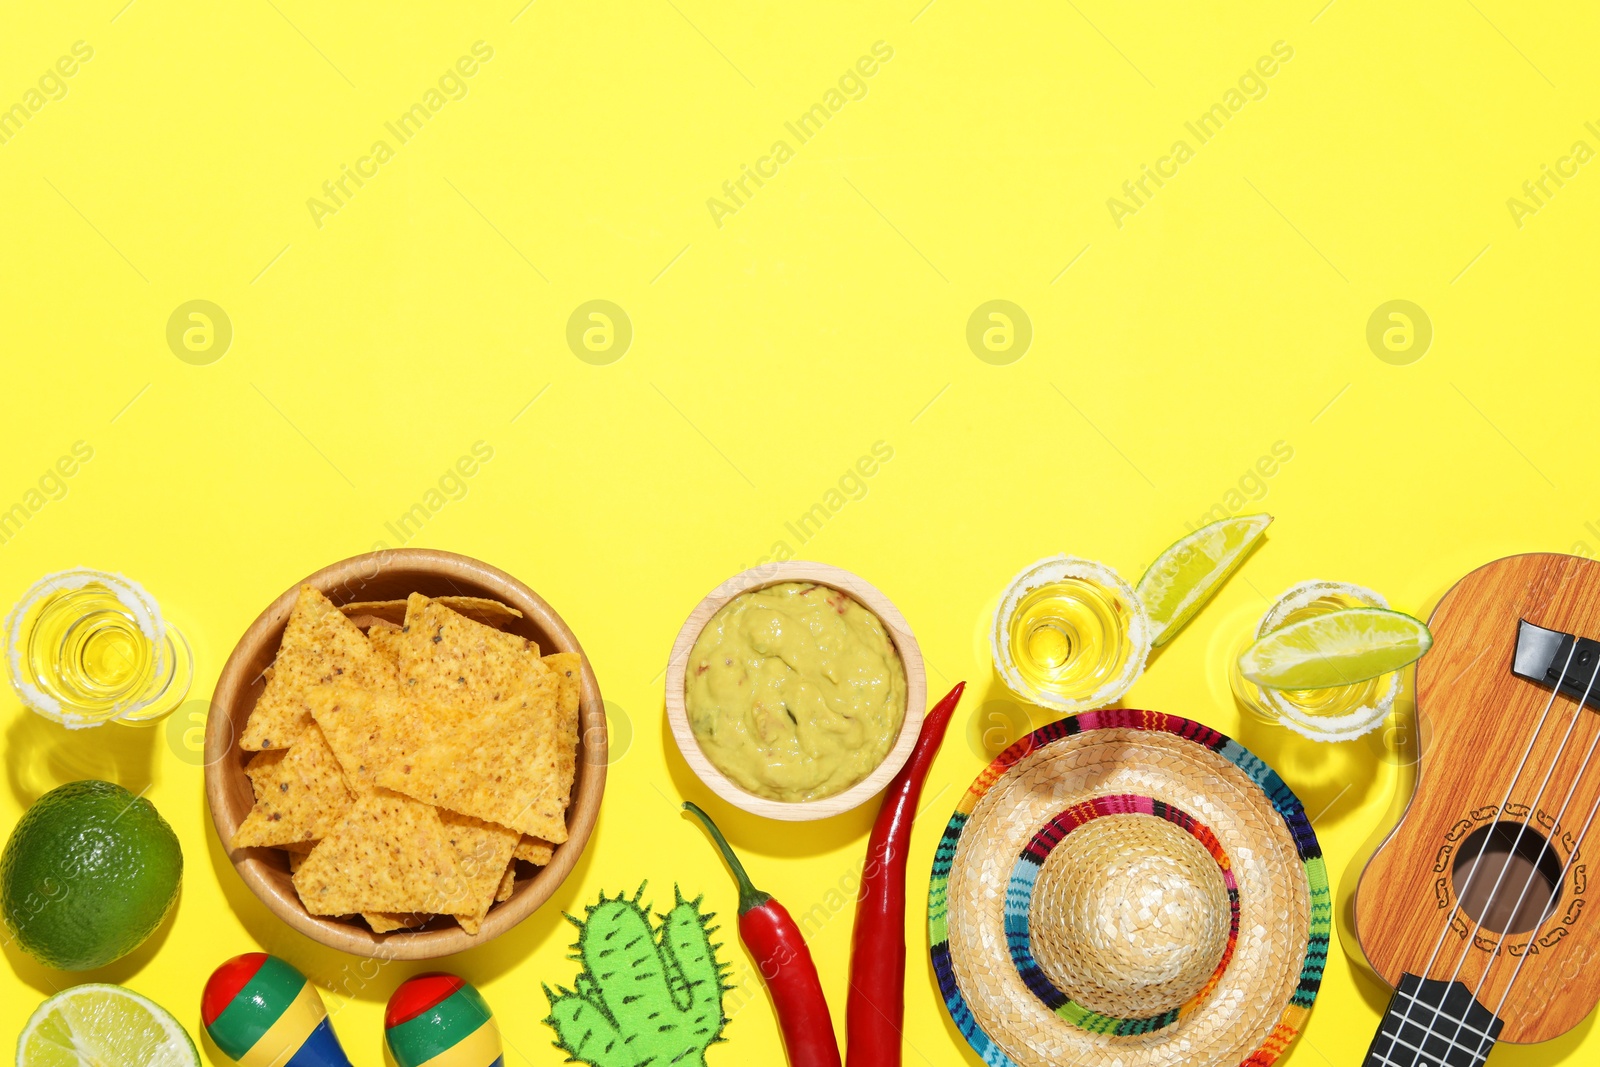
[[1513, 620, 1600, 710]]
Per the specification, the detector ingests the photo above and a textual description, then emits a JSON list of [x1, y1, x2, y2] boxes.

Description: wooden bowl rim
[[204, 547, 606, 960], [664, 561, 926, 822]]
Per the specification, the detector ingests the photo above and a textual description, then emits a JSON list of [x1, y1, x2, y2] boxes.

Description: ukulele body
[[1354, 552, 1600, 1043]]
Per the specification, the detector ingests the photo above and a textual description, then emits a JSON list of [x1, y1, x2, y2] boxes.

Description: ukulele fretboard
[[1363, 973, 1505, 1067]]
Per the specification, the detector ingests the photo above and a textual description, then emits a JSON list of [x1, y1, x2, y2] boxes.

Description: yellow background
[[3, 0, 1599, 1063]]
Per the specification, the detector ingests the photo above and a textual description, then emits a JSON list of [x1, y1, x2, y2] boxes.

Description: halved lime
[[17, 984, 199, 1067], [1137, 514, 1272, 646], [1238, 607, 1432, 690]]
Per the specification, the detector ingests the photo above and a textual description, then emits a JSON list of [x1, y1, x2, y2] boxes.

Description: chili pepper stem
[[683, 801, 772, 914]]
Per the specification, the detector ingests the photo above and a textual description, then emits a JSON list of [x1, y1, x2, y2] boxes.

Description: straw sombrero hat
[[930, 709, 1329, 1067]]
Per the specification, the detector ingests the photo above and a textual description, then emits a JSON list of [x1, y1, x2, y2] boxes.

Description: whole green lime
[[1, 780, 183, 970]]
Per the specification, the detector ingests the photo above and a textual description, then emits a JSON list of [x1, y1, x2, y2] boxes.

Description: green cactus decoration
[[544, 883, 731, 1067]]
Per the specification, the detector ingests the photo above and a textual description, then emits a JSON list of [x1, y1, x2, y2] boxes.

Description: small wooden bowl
[[665, 562, 925, 821], [205, 548, 606, 959]]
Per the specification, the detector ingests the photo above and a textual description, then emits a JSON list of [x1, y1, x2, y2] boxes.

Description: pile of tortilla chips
[[232, 585, 581, 935]]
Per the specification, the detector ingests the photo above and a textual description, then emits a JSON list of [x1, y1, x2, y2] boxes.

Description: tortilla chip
[[543, 651, 582, 800], [292, 790, 472, 915], [514, 836, 555, 866], [437, 595, 523, 623], [402, 591, 538, 664], [496, 863, 516, 902], [343, 614, 396, 633], [365, 912, 429, 933], [241, 586, 397, 750], [341, 597, 524, 632], [232, 723, 355, 849], [304, 682, 405, 793], [439, 810, 520, 935], [339, 600, 407, 626], [542, 652, 581, 695], [245, 748, 285, 774], [245, 749, 286, 800], [283, 840, 318, 854], [376, 596, 573, 842], [367, 623, 404, 667]]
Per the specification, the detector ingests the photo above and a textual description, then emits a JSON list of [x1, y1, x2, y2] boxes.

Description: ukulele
[[1355, 553, 1600, 1066]]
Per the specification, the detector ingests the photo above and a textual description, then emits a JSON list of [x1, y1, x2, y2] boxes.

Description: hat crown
[[1031, 814, 1232, 1019]]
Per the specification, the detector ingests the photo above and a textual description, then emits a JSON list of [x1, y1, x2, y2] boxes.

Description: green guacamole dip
[[686, 582, 908, 803]]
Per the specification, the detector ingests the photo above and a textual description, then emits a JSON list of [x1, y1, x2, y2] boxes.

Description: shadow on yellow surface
[[1233, 701, 1386, 823], [966, 673, 1051, 763], [4, 705, 159, 809]]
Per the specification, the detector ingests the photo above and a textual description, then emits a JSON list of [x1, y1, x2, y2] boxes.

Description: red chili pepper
[[845, 681, 966, 1067], [684, 802, 842, 1067]]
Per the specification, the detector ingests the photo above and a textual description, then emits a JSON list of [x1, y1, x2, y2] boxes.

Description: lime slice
[[1137, 514, 1272, 646], [1238, 607, 1432, 690], [17, 984, 199, 1067]]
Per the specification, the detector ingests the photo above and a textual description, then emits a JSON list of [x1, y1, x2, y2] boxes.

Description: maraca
[[385, 973, 502, 1067], [202, 953, 352, 1066]]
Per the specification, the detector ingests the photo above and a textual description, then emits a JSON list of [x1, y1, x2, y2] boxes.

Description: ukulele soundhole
[[1450, 821, 1563, 935]]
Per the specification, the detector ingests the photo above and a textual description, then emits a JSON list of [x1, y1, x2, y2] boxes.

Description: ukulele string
[[1436, 659, 1596, 980], [1387, 639, 1580, 1059], [1415, 651, 1599, 1063], [1463, 686, 1600, 1059], [1466, 732, 1600, 1062], [1471, 766, 1600, 1060]]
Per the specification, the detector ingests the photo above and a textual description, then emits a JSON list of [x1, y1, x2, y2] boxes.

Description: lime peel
[[1138, 514, 1272, 647], [1239, 606, 1433, 690]]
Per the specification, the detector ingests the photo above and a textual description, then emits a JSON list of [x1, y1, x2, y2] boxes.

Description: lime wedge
[[1137, 514, 1273, 646], [17, 984, 199, 1067], [1238, 607, 1432, 690]]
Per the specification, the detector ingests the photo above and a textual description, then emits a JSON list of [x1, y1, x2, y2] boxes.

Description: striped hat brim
[[929, 709, 1330, 1067]]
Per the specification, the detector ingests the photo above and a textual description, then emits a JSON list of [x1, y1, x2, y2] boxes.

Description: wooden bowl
[[205, 548, 606, 959], [665, 562, 925, 821]]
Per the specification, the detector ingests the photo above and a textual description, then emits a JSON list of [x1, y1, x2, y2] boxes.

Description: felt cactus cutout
[[544, 883, 730, 1067]]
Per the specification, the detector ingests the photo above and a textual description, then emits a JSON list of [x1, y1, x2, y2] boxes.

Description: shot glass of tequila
[[992, 556, 1151, 712], [1230, 579, 1400, 741], [5, 569, 193, 728]]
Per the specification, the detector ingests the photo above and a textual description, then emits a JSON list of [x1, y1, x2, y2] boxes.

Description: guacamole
[[686, 582, 907, 803]]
